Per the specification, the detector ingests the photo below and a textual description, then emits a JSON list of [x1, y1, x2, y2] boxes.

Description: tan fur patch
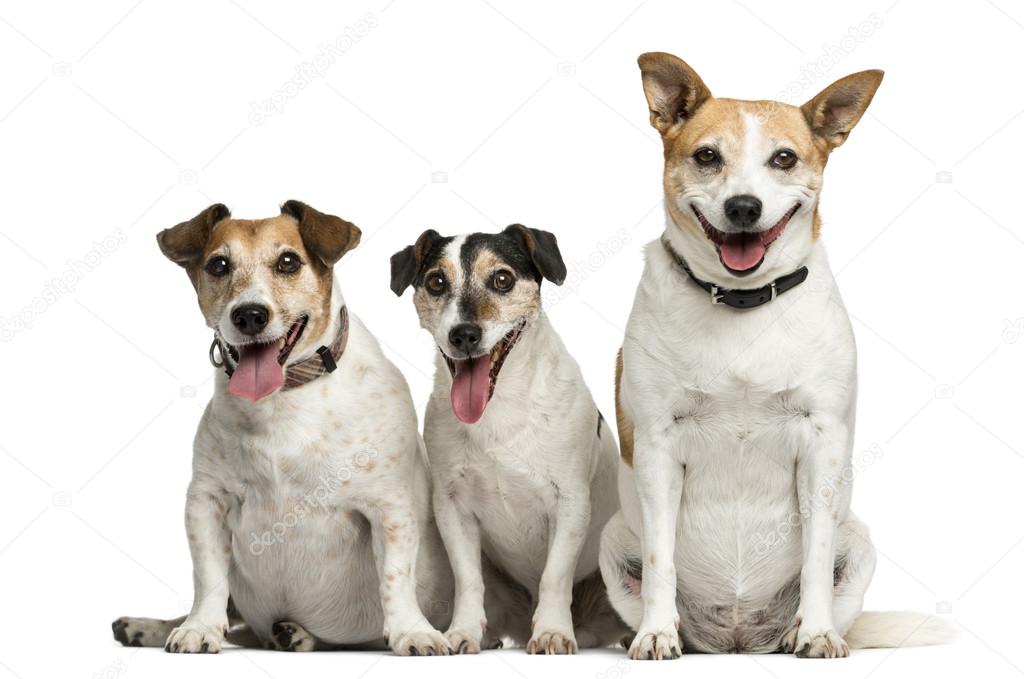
[[615, 348, 635, 468], [194, 215, 333, 356]]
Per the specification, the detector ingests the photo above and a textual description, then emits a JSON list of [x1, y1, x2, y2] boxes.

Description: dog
[[598, 53, 949, 659], [390, 225, 628, 653], [111, 201, 454, 655]]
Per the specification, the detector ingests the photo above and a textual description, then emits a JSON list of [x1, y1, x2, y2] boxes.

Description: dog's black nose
[[449, 323, 482, 352], [231, 304, 269, 336], [724, 195, 762, 229]]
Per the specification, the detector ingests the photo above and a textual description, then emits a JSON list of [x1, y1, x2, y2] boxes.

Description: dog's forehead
[[673, 98, 817, 157], [459, 233, 535, 280], [420, 232, 534, 283], [206, 215, 306, 255]]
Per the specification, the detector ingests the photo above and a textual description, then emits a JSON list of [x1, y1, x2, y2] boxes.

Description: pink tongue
[[450, 355, 492, 424], [228, 340, 285, 402], [720, 237, 766, 272]]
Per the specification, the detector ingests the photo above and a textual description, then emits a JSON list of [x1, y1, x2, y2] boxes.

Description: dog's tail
[[845, 611, 955, 649]]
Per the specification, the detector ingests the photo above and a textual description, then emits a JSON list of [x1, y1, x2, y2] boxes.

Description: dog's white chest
[[623, 243, 857, 605], [453, 450, 554, 588]]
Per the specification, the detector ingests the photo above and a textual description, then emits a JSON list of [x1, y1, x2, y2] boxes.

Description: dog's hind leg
[[113, 596, 247, 648], [571, 569, 631, 648], [831, 514, 876, 636], [598, 511, 644, 637], [480, 556, 532, 649], [112, 615, 185, 647]]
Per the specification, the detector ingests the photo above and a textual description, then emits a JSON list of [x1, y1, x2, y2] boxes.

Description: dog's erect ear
[[390, 229, 442, 296], [801, 70, 884, 150], [157, 203, 230, 274], [280, 200, 361, 269], [503, 224, 567, 286], [638, 52, 712, 135]]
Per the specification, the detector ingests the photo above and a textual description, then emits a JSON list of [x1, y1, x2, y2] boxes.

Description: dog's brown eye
[[492, 270, 515, 292], [205, 256, 230, 277], [770, 149, 798, 170], [276, 251, 302, 274], [693, 147, 720, 166], [425, 271, 447, 296]]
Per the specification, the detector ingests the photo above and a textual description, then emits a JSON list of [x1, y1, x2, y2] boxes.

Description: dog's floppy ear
[[157, 203, 230, 279], [638, 52, 712, 134], [390, 229, 442, 296], [503, 224, 567, 286], [281, 200, 361, 269], [801, 70, 883, 150]]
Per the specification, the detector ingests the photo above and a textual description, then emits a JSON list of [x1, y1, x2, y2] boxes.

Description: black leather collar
[[661, 239, 808, 309]]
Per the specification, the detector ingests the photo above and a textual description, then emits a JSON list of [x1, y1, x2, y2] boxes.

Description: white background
[[1, 1, 1021, 677]]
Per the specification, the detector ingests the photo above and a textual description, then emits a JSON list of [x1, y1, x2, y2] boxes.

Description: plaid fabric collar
[[211, 306, 349, 391]]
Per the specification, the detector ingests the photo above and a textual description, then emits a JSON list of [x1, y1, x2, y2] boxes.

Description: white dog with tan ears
[[598, 53, 950, 659]]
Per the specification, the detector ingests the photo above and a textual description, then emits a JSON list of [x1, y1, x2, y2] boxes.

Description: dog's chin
[[442, 319, 526, 425], [691, 203, 800, 278], [221, 315, 308, 403]]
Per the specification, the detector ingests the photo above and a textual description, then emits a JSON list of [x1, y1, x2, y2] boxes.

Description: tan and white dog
[[391, 226, 627, 653], [599, 53, 947, 659], [112, 201, 454, 655]]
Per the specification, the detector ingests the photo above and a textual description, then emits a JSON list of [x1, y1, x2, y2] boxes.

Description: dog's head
[[390, 225, 566, 424], [639, 52, 882, 285], [157, 200, 361, 402]]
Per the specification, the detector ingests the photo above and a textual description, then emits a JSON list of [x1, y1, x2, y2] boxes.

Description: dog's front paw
[[793, 626, 849, 659], [627, 627, 682, 660], [391, 628, 452, 656], [445, 628, 482, 655], [527, 627, 577, 655], [164, 619, 226, 653], [269, 621, 316, 651]]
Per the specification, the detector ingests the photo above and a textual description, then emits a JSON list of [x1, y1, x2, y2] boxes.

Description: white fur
[[167, 281, 454, 655], [598, 100, 946, 657], [425, 312, 622, 653]]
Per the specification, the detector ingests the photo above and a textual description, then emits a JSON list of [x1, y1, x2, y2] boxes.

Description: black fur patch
[[459, 231, 543, 283]]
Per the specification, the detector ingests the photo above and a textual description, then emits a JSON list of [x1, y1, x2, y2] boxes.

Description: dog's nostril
[[448, 323, 482, 350], [724, 195, 762, 228], [231, 304, 270, 336]]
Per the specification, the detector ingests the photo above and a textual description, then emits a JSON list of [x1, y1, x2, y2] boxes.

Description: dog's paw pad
[[627, 629, 682, 660], [112, 617, 164, 647], [444, 629, 482, 655], [779, 616, 801, 653], [164, 621, 225, 654], [392, 629, 451, 656], [794, 628, 849, 659], [270, 621, 316, 652], [527, 629, 578, 655], [112, 618, 144, 647]]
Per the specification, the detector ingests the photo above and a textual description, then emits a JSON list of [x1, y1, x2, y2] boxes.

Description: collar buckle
[[769, 281, 778, 302], [710, 284, 724, 305]]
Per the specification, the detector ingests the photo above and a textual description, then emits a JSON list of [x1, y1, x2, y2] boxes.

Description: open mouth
[[442, 319, 526, 425], [691, 203, 800, 276], [225, 315, 308, 402]]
